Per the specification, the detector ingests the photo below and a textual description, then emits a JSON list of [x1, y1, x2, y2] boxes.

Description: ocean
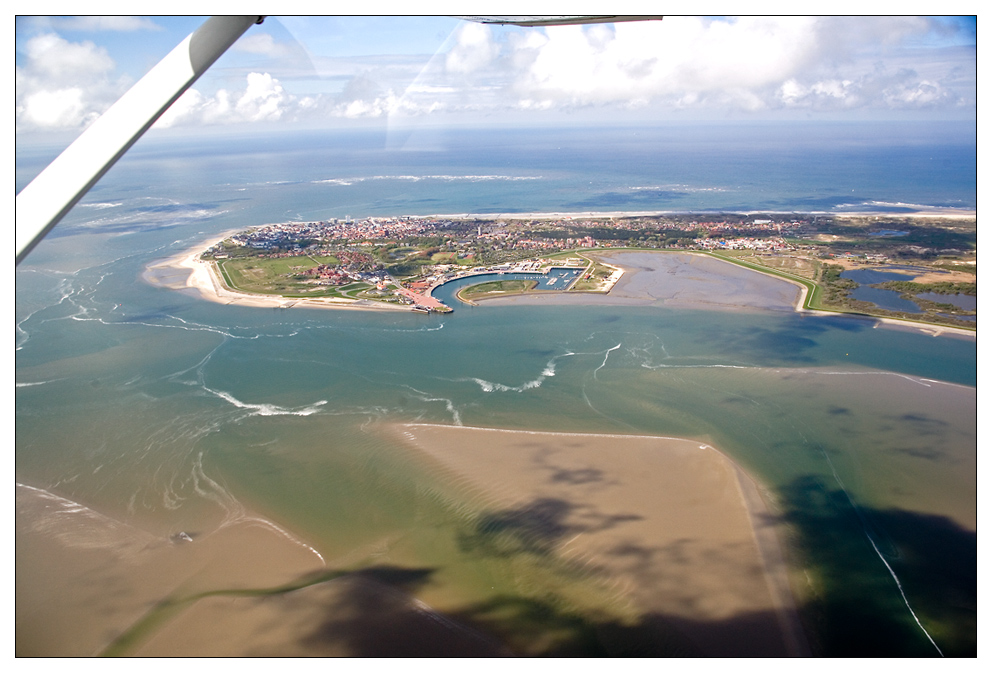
[[15, 122, 976, 656]]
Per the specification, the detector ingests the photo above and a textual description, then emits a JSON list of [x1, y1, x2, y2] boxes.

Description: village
[[204, 214, 813, 274]]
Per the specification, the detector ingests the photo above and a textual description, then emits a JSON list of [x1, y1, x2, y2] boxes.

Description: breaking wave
[[314, 174, 542, 186], [205, 387, 328, 417]]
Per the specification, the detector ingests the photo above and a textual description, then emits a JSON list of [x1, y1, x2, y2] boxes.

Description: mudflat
[[481, 251, 803, 312]]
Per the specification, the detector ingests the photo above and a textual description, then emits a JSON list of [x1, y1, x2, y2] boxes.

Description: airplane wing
[[15, 16, 263, 265]]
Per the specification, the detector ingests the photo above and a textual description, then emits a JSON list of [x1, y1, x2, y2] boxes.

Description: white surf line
[[239, 515, 327, 566], [402, 423, 714, 448], [204, 386, 328, 417], [185, 451, 327, 566], [459, 350, 576, 394], [403, 386, 463, 426], [582, 342, 640, 429], [808, 368, 977, 391], [863, 533, 943, 655], [593, 342, 622, 380], [15, 379, 67, 387], [818, 446, 944, 656]]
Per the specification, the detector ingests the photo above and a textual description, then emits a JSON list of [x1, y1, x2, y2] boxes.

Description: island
[[149, 210, 976, 331]]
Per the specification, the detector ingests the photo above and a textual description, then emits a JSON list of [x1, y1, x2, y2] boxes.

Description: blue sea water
[[15, 122, 977, 656], [17, 121, 977, 224]]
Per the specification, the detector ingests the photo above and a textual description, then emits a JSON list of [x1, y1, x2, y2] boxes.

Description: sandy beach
[[832, 208, 976, 220], [388, 424, 810, 656]]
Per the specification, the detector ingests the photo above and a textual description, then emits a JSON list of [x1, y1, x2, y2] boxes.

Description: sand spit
[[389, 424, 810, 657]]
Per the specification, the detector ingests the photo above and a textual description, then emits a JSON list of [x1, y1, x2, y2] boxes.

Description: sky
[[13, 11, 978, 145]]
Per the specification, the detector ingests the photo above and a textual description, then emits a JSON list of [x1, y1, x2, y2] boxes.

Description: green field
[[458, 279, 538, 302], [217, 254, 364, 299]]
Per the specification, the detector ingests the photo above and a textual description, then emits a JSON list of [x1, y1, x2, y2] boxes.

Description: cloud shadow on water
[[764, 475, 975, 657]]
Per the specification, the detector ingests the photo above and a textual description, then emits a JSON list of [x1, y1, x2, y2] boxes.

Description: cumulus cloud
[[445, 22, 498, 74], [395, 16, 971, 118], [23, 32, 115, 82], [156, 72, 294, 127], [499, 16, 967, 113], [16, 33, 126, 130], [157, 67, 452, 128]]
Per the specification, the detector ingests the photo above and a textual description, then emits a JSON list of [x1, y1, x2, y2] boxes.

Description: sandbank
[[388, 423, 809, 656], [15, 483, 326, 656]]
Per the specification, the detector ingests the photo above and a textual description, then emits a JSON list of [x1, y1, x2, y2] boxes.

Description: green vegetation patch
[[459, 279, 538, 301], [874, 280, 976, 296], [219, 255, 338, 295], [387, 247, 419, 260]]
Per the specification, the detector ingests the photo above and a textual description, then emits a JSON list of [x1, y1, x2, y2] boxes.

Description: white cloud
[[15, 33, 126, 131], [237, 72, 289, 121], [19, 87, 93, 127], [156, 72, 295, 127], [509, 17, 822, 107], [445, 22, 498, 74], [24, 33, 115, 83]]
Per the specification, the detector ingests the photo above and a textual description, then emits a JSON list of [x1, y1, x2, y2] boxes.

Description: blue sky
[[14, 12, 978, 144]]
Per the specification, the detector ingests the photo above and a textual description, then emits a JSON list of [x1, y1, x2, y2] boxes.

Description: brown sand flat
[[389, 424, 809, 656], [15, 483, 325, 656]]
